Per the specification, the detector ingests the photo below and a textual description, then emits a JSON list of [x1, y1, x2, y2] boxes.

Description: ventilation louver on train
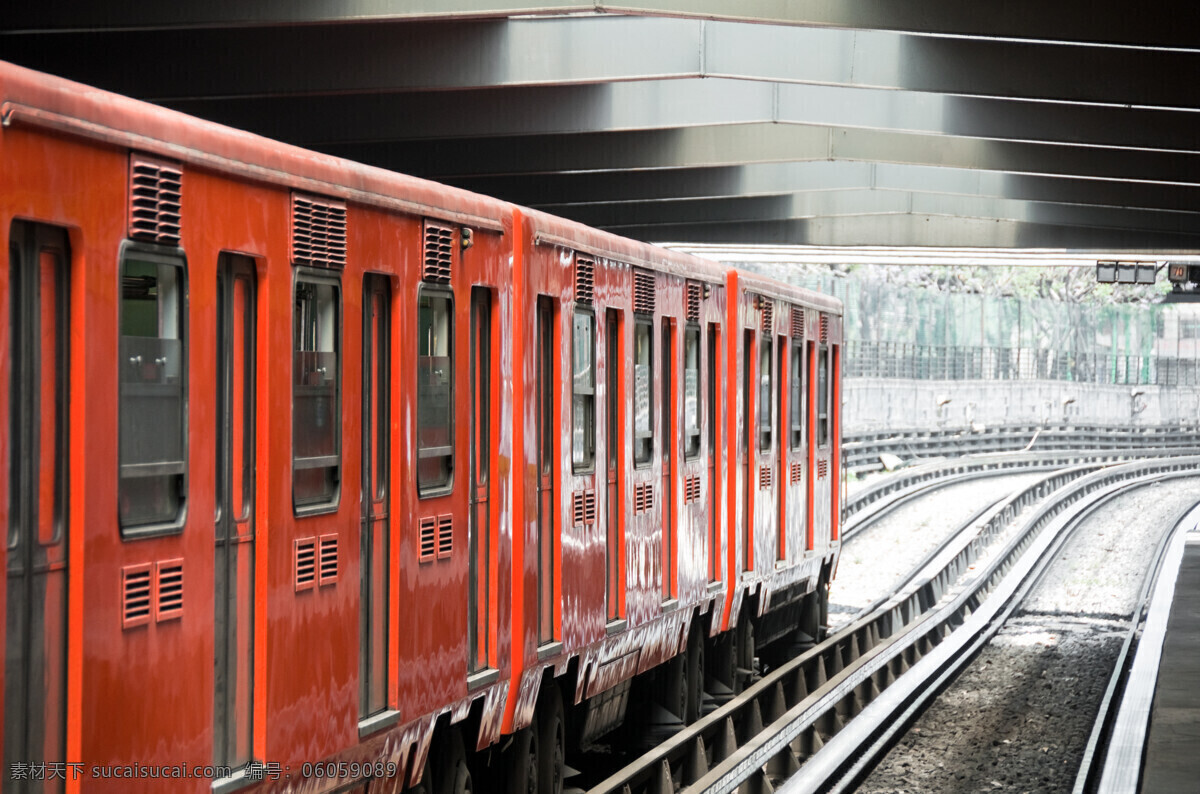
[[294, 538, 317, 591], [419, 517, 437, 563], [759, 465, 773, 490], [760, 297, 774, 335], [572, 490, 597, 527], [633, 270, 655, 315], [319, 535, 339, 585], [817, 460, 829, 479], [291, 194, 347, 269], [575, 256, 595, 306], [685, 476, 701, 504], [790, 462, 804, 484], [155, 560, 184, 622], [634, 482, 655, 514], [685, 283, 702, 323], [791, 308, 805, 340], [129, 155, 182, 246], [820, 315, 829, 343], [437, 514, 454, 559], [423, 221, 454, 284], [121, 564, 153, 629]]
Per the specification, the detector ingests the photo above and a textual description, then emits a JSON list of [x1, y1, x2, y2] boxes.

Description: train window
[[293, 273, 341, 512], [633, 320, 653, 467], [119, 249, 188, 533], [817, 345, 830, 448], [417, 288, 454, 495], [683, 326, 700, 459], [790, 342, 805, 450], [572, 310, 596, 472], [758, 336, 773, 451]]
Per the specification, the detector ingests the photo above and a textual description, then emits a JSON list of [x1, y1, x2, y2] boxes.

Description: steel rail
[[842, 447, 1200, 532], [585, 458, 1198, 794], [1078, 499, 1200, 794], [776, 463, 1200, 794]]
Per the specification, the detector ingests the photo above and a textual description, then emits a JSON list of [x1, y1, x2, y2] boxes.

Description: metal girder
[[606, 216, 1200, 250], [5, 17, 1199, 111], [544, 190, 1200, 235], [5, 1, 1199, 49], [319, 90, 1200, 178], [456, 160, 1200, 211]]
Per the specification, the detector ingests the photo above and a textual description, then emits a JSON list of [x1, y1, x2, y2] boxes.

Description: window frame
[[683, 324, 701, 460], [789, 340, 805, 451], [291, 267, 343, 516], [571, 307, 597, 474], [817, 343, 830, 449], [632, 318, 654, 468], [757, 334, 773, 452], [416, 283, 455, 498], [118, 241, 189, 538]]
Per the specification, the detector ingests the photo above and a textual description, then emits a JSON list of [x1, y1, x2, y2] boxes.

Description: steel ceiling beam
[[6, 1, 1198, 49], [5, 17, 1199, 110], [545, 190, 1200, 234], [607, 216, 1200, 249]]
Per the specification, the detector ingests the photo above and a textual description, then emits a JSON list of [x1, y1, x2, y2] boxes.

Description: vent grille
[[121, 564, 154, 629], [817, 459, 829, 479], [419, 517, 437, 563], [634, 482, 655, 515], [572, 490, 597, 527], [685, 283, 702, 323], [575, 256, 595, 306], [685, 476, 701, 504], [319, 535, 339, 585], [760, 297, 774, 334], [155, 560, 184, 622], [291, 194, 347, 269], [295, 538, 317, 591], [759, 465, 773, 490], [129, 155, 182, 245], [790, 462, 804, 484], [423, 221, 454, 284], [820, 315, 829, 343], [633, 270, 655, 315], [791, 308, 805, 339], [437, 514, 454, 559]]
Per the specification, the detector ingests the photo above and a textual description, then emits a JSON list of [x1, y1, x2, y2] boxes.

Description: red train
[[0, 61, 842, 794]]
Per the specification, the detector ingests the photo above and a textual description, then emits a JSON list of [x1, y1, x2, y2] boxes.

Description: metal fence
[[845, 341, 1200, 386]]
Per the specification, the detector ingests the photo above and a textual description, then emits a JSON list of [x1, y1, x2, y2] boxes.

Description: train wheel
[[503, 719, 538, 794], [434, 730, 473, 794], [536, 687, 564, 794]]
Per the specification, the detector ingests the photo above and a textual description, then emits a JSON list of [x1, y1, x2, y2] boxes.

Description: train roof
[[733, 266, 844, 316], [0, 59, 511, 232]]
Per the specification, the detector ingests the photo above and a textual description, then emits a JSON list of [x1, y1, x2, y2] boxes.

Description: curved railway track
[[575, 455, 1200, 794]]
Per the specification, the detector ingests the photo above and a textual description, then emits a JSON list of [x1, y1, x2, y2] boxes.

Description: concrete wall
[[845, 377, 1200, 432]]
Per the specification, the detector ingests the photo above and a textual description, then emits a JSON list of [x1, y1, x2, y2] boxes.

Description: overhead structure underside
[[4, 2, 1199, 249]]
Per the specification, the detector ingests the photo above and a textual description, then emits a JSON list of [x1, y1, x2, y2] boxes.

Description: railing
[[845, 340, 1200, 385]]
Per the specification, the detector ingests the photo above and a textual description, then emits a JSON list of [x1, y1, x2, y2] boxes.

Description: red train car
[[0, 60, 842, 794]]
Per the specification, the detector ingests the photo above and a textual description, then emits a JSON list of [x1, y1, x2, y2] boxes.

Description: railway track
[[580, 456, 1200, 794], [1075, 499, 1200, 794]]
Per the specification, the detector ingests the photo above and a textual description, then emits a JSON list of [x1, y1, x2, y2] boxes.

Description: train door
[[468, 287, 492, 672], [661, 318, 675, 602], [360, 274, 389, 715], [605, 308, 623, 622], [706, 323, 720, 584], [214, 254, 256, 769], [786, 314, 807, 554], [5, 222, 70, 789], [536, 297, 557, 646], [740, 330, 753, 572]]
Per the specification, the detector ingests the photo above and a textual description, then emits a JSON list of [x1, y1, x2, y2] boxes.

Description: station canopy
[[4, 2, 1200, 251]]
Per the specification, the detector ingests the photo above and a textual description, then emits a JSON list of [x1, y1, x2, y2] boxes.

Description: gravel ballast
[[855, 478, 1200, 794]]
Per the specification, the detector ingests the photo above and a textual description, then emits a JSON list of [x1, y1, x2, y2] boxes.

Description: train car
[[0, 60, 842, 794]]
